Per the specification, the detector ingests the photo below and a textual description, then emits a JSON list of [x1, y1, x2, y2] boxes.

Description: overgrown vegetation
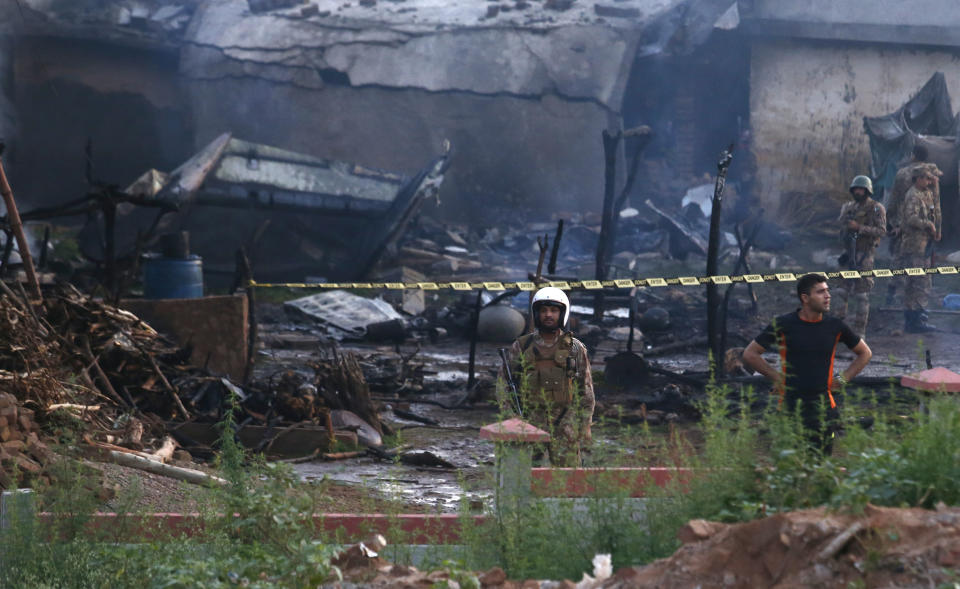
[[4, 379, 960, 585], [0, 397, 341, 588], [451, 377, 960, 580]]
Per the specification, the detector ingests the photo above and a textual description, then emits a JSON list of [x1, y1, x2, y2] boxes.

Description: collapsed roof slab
[[183, 0, 649, 107], [7, 0, 736, 217], [180, 0, 734, 216]]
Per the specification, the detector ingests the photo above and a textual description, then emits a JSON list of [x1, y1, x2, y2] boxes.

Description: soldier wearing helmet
[[834, 175, 886, 336], [898, 164, 941, 332], [498, 287, 595, 466], [886, 145, 942, 304]]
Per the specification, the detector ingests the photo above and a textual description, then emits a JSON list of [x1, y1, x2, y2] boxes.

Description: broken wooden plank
[[169, 422, 359, 457], [105, 450, 226, 487], [644, 198, 709, 255]]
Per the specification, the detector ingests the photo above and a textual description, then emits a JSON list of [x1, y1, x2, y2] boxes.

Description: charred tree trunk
[[548, 219, 564, 275], [594, 130, 621, 322], [706, 145, 734, 373]]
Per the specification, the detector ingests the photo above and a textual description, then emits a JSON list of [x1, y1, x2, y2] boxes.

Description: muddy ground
[[90, 234, 960, 514], [247, 241, 960, 513]]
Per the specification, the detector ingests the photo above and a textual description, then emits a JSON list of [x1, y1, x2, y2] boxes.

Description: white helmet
[[531, 287, 570, 328]]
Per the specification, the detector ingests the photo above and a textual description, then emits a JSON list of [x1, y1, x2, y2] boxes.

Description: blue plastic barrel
[[142, 254, 204, 299], [944, 294, 960, 310]]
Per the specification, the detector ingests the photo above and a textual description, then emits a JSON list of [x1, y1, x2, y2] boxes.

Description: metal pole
[[467, 289, 483, 390]]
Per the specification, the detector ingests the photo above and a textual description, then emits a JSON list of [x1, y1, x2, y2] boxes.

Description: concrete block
[[121, 294, 248, 381]]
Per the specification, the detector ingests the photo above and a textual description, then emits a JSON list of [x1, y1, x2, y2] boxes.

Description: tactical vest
[[841, 198, 883, 251], [515, 331, 578, 406]]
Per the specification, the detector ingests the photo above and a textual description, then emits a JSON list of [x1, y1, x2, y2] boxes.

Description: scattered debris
[[285, 290, 403, 337], [644, 199, 709, 258], [324, 506, 960, 588], [396, 450, 455, 469], [76, 134, 450, 283], [609, 505, 960, 588]]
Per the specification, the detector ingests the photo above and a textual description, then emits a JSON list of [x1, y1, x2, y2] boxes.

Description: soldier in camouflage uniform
[[886, 145, 941, 304], [898, 164, 941, 332], [834, 175, 886, 336], [499, 287, 594, 467]]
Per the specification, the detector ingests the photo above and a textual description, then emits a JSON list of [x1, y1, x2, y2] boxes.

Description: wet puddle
[[294, 391, 498, 513]]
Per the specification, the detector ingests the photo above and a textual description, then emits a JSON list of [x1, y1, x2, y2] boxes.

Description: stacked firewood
[[0, 283, 226, 485], [0, 283, 225, 423]]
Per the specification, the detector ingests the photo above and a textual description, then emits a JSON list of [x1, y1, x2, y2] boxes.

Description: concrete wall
[[11, 37, 192, 207], [749, 38, 960, 220], [751, 0, 960, 28], [178, 0, 644, 219]]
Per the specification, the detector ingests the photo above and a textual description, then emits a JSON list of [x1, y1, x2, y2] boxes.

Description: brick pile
[[0, 392, 53, 489]]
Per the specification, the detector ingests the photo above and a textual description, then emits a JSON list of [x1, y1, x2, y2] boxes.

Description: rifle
[[925, 238, 936, 267], [926, 203, 937, 266], [838, 230, 859, 270], [498, 348, 523, 418]]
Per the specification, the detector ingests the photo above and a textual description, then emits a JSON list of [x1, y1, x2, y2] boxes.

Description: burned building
[[1, 0, 736, 222], [7, 0, 957, 270], [740, 0, 960, 228]]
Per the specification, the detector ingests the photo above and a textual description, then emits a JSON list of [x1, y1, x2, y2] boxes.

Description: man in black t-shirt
[[742, 273, 873, 453]]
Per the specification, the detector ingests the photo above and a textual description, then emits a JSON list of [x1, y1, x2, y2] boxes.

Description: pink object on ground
[[479, 418, 550, 443], [901, 366, 960, 393]]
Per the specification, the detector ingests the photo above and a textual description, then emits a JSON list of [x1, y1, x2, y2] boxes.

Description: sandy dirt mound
[[604, 504, 960, 588], [328, 505, 960, 588]]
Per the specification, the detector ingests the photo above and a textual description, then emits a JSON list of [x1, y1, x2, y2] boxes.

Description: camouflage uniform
[[898, 185, 938, 311], [887, 162, 941, 299], [834, 196, 886, 335], [499, 330, 595, 467], [888, 162, 941, 239]]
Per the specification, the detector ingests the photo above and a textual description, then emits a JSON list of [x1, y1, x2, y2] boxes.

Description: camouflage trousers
[[887, 235, 903, 300], [834, 253, 875, 336], [526, 404, 585, 467], [898, 253, 931, 311]]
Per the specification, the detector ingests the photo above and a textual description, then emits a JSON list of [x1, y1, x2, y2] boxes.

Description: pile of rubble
[[0, 393, 53, 489], [607, 504, 960, 588], [326, 505, 960, 588], [0, 281, 390, 487], [0, 283, 194, 416]]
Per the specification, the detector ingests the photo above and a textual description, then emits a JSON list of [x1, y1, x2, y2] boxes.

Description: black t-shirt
[[754, 311, 861, 398]]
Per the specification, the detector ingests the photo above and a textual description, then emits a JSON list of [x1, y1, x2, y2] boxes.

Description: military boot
[[905, 310, 937, 333], [904, 310, 919, 333], [916, 309, 937, 332]]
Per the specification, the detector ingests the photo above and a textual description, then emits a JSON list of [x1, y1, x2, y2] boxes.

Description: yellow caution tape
[[247, 265, 958, 291]]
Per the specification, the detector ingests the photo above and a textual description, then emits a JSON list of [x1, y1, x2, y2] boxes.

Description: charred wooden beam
[[547, 219, 564, 275], [0, 144, 42, 300], [706, 144, 734, 374], [594, 130, 621, 322]]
